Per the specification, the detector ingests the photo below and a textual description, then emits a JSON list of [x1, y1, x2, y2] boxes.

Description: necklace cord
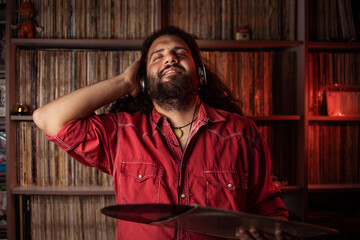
[[172, 116, 198, 130]]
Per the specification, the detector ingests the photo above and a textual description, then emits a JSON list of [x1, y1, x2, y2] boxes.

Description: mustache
[[159, 63, 185, 76]]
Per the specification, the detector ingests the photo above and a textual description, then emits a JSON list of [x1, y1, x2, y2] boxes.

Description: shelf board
[[250, 115, 302, 121], [11, 114, 303, 122], [197, 40, 303, 50], [12, 185, 115, 195], [11, 38, 302, 50], [308, 115, 360, 121], [11, 185, 300, 195], [308, 184, 360, 192], [11, 38, 144, 50], [10, 115, 33, 121], [279, 185, 303, 193], [308, 41, 360, 50]]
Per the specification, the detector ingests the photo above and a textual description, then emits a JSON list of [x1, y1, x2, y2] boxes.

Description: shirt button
[[180, 193, 186, 198], [138, 174, 143, 179], [228, 183, 233, 188]]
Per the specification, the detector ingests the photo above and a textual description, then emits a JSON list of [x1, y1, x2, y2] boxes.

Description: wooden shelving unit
[[5, 0, 360, 239], [4, 1, 307, 239]]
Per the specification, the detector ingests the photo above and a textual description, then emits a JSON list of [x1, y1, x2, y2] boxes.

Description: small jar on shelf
[[235, 27, 250, 41]]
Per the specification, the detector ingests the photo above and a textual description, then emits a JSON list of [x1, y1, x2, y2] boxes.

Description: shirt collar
[[150, 107, 166, 129], [197, 101, 227, 124], [150, 101, 226, 130]]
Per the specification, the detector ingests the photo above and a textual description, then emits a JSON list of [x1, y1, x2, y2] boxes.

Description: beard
[[146, 66, 197, 111]]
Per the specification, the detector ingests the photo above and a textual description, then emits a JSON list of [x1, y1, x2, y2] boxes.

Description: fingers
[[236, 227, 298, 240], [275, 230, 284, 240], [236, 228, 266, 240], [275, 230, 299, 240], [249, 228, 266, 240], [235, 228, 254, 240], [123, 57, 142, 97]]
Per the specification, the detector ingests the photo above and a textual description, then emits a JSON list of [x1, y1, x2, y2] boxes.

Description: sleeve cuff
[[45, 118, 89, 151]]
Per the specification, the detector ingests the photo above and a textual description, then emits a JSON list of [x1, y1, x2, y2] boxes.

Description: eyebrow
[[149, 46, 190, 60]]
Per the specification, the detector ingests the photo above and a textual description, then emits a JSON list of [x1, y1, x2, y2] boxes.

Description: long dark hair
[[108, 26, 242, 115]]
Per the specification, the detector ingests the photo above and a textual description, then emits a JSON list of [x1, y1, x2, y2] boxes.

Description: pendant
[[173, 128, 183, 138]]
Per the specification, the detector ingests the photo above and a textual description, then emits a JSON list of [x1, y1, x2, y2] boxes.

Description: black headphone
[[198, 60, 207, 86], [138, 60, 207, 94]]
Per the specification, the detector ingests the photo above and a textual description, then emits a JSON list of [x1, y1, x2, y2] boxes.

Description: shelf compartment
[[12, 185, 115, 195]]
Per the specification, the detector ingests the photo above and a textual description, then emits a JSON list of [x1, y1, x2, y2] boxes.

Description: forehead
[[147, 35, 191, 58]]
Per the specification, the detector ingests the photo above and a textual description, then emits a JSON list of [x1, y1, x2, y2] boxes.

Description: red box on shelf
[[326, 85, 360, 116]]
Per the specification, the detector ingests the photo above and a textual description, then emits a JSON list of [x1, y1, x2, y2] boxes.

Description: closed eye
[[152, 54, 162, 62], [175, 49, 189, 57]]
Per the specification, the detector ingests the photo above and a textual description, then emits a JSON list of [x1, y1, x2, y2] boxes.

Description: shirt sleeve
[[246, 122, 289, 218], [46, 113, 119, 175]]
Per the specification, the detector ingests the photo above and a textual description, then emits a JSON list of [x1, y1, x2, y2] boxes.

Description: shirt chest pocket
[[120, 162, 164, 204], [204, 171, 248, 211]]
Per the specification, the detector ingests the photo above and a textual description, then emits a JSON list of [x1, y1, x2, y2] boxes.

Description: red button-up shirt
[[48, 102, 288, 239]]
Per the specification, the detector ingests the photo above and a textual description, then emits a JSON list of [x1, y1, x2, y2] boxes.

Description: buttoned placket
[[176, 118, 209, 240], [151, 107, 211, 209], [163, 117, 209, 206]]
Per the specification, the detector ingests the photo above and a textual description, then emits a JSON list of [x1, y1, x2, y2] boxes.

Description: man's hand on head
[[123, 57, 141, 97]]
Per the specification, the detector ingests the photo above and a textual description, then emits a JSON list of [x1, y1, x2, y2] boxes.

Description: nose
[[164, 52, 178, 65]]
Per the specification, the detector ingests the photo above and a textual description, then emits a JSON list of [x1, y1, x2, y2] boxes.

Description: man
[[33, 26, 288, 240]]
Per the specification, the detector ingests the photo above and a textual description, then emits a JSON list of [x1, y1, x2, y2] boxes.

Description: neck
[[153, 96, 199, 128]]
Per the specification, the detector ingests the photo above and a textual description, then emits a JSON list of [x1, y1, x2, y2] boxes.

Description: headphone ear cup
[[198, 63, 207, 86], [139, 78, 145, 93], [198, 67, 204, 85]]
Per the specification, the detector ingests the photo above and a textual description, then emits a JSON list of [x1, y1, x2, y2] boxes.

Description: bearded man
[[33, 26, 288, 240]]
